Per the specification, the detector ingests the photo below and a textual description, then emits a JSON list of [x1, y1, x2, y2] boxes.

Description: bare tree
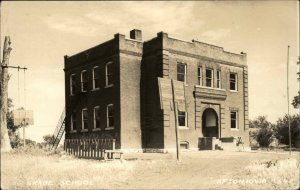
[[0, 36, 12, 152]]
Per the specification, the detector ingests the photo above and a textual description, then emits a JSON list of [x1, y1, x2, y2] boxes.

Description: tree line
[[250, 99, 300, 148]]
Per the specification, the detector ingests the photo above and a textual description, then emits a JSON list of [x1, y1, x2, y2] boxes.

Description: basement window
[[180, 141, 189, 149], [206, 69, 213, 87], [230, 111, 238, 129], [230, 73, 237, 91], [81, 70, 88, 92]]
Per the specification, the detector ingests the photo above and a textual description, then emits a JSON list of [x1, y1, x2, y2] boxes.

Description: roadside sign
[[13, 109, 34, 126]]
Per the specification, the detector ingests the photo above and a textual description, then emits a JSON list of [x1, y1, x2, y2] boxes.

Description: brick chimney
[[130, 29, 142, 41]]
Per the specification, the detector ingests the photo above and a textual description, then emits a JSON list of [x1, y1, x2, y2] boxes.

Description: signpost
[[158, 77, 186, 161], [13, 109, 34, 147]]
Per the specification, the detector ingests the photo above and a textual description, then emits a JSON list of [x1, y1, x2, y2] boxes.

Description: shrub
[[249, 116, 274, 148]]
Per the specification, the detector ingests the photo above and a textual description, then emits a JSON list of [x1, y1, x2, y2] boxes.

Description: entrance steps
[[199, 137, 243, 151]]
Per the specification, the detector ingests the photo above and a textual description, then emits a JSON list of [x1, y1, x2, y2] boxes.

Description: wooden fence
[[64, 139, 115, 159]]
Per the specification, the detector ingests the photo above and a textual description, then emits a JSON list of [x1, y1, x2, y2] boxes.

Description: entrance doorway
[[202, 108, 218, 138]]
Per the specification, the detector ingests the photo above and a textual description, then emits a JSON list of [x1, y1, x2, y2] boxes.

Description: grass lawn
[[1, 149, 299, 189]]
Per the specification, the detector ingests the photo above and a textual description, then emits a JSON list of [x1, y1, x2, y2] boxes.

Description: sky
[[1, 1, 299, 142]]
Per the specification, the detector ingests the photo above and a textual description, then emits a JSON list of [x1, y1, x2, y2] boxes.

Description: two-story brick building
[[64, 29, 249, 151]]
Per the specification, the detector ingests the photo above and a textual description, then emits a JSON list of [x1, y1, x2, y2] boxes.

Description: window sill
[[230, 90, 238, 93], [92, 88, 100, 91], [105, 127, 114, 130], [179, 127, 189, 130], [230, 128, 239, 131], [81, 90, 88, 93], [81, 129, 89, 132], [92, 128, 101, 131], [195, 85, 226, 91], [70, 130, 77, 133], [105, 85, 114, 88], [69, 94, 75, 97]]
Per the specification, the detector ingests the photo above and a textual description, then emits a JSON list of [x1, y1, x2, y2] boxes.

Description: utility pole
[[297, 56, 300, 145], [0, 36, 12, 152], [171, 79, 180, 161], [287, 45, 292, 155]]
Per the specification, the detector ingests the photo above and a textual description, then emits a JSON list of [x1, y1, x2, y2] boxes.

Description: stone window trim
[[106, 104, 114, 129], [92, 66, 100, 90], [70, 74, 76, 96], [81, 70, 88, 92], [93, 106, 101, 130], [81, 108, 88, 131], [105, 61, 114, 88], [217, 70, 221, 89], [229, 72, 238, 92]]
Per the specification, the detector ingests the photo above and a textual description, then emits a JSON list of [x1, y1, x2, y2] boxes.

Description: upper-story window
[[94, 106, 101, 129], [230, 73, 237, 91], [93, 66, 100, 90], [70, 74, 76, 95], [230, 111, 238, 129], [107, 104, 114, 129], [81, 70, 88, 92], [217, 70, 221, 88], [82, 108, 88, 130], [206, 69, 213, 87], [197, 66, 202, 86], [177, 63, 186, 84], [106, 62, 113, 87], [71, 110, 76, 131]]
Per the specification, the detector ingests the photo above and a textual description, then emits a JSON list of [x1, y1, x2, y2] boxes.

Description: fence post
[[112, 139, 116, 150]]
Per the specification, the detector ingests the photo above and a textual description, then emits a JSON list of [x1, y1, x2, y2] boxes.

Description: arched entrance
[[202, 108, 218, 138]]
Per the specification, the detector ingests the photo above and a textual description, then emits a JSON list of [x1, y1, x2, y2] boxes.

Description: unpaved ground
[[1, 150, 299, 189]]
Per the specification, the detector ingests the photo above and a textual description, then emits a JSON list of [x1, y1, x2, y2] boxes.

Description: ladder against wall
[[51, 108, 65, 151]]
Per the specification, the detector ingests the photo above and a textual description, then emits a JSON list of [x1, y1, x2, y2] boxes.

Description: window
[[107, 104, 114, 128], [230, 73, 237, 91], [81, 70, 88, 92], [70, 74, 76, 95], [106, 62, 113, 87], [82, 108, 88, 130], [93, 66, 100, 89], [230, 111, 238, 129], [217, 70, 221, 88], [71, 110, 76, 131], [94, 106, 100, 129], [178, 111, 187, 127], [197, 66, 202, 86], [180, 141, 189, 149], [206, 69, 213, 87], [177, 63, 186, 83]]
